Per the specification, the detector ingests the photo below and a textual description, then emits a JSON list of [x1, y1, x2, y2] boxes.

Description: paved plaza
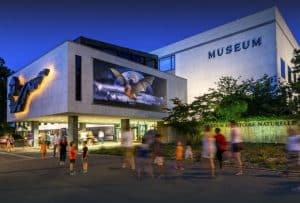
[[0, 148, 299, 203]]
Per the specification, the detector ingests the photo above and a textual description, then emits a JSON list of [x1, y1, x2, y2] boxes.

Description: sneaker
[[235, 171, 243, 176], [180, 167, 185, 171], [83, 170, 88, 174], [70, 171, 76, 176]]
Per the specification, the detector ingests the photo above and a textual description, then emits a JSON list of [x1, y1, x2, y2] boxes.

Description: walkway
[[0, 149, 299, 203]]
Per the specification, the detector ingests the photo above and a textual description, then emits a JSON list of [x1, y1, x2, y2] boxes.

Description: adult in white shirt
[[121, 126, 135, 170], [52, 132, 61, 158], [230, 120, 243, 175], [98, 130, 104, 144]]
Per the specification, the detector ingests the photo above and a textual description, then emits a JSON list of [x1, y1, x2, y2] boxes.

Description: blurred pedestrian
[[283, 127, 300, 177], [202, 125, 216, 177], [27, 132, 33, 147], [59, 136, 68, 166], [121, 126, 135, 170], [98, 130, 104, 144], [53, 131, 61, 157], [82, 141, 89, 174], [40, 136, 47, 160], [46, 132, 51, 149], [229, 120, 243, 175], [151, 133, 165, 178], [185, 144, 194, 163], [136, 138, 153, 179], [69, 141, 77, 176], [175, 141, 184, 170], [6, 135, 12, 152], [214, 128, 227, 170]]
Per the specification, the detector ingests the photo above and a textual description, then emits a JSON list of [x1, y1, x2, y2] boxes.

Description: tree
[[0, 57, 14, 134], [244, 75, 291, 117], [164, 98, 201, 137], [290, 49, 300, 115]]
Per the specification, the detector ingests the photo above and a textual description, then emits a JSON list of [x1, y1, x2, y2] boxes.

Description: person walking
[[185, 144, 194, 163], [53, 131, 61, 157], [59, 136, 68, 166], [175, 141, 184, 170], [82, 141, 89, 174], [69, 141, 77, 176], [284, 127, 300, 177], [202, 125, 216, 177], [214, 128, 227, 170], [136, 138, 153, 179], [98, 130, 104, 144], [6, 135, 12, 152], [121, 125, 135, 170], [229, 120, 243, 175], [151, 133, 165, 178], [40, 136, 47, 160]]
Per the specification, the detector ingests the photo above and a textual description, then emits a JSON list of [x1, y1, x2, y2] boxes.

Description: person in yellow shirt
[[175, 141, 184, 170]]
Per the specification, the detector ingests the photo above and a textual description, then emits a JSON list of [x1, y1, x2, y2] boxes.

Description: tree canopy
[[0, 57, 14, 134], [164, 74, 294, 135]]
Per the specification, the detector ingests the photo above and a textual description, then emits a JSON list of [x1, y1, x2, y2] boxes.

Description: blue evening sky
[[0, 0, 299, 71]]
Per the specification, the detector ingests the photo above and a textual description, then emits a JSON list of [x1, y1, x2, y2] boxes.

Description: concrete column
[[31, 121, 39, 147], [121, 119, 130, 131], [68, 116, 78, 148]]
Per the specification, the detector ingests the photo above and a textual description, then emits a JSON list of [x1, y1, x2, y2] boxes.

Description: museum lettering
[[208, 36, 262, 59]]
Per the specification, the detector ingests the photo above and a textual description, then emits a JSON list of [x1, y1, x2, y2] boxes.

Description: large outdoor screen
[[93, 59, 167, 111]]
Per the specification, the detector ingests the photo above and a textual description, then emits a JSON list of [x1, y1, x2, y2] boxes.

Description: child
[[40, 136, 47, 160], [59, 136, 68, 166], [175, 141, 184, 170], [69, 141, 77, 176], [185, 144, 194, 163], [82, 141, 88, 174]]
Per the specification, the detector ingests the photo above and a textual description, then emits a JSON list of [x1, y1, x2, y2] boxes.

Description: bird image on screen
[[110, 68, 154, 100]]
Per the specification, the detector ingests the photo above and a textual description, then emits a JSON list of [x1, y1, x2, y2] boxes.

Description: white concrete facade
[[7, 42, 187, 122], [152, 7, 299, 103]]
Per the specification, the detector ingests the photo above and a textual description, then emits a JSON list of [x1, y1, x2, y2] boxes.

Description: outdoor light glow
[[14, 65, 56, 119]]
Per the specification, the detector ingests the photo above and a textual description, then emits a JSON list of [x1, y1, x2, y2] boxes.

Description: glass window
[[280, 58, 285, 79], [159, 55, 175, 71], [288, 67, 292, 83], [75, 55, 82, 101]]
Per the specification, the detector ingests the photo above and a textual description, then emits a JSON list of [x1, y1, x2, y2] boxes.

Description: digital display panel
[[93, 59, 167, 111]]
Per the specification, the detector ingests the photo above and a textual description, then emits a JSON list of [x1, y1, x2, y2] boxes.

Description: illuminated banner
[[93, 59, 167, 111], [8, 69, 50, 113]]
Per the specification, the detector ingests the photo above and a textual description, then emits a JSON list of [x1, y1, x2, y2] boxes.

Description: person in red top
[[214, 128, 227, 170], [69, 141, 77, 176]]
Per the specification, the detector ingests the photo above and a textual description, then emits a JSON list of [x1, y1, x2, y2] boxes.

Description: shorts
[[232, 143, 243, 153], [202, 151, 214, 159], [82, 157, 88, 163], [70, 159, 76, 163], [136, 157, 149, 168], [153, 156, 164, 166]]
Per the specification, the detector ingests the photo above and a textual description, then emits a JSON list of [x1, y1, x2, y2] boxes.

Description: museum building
[[153, 7, 300, 103], [6, 37, 187, 146], [7, 7, 300, 145]]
